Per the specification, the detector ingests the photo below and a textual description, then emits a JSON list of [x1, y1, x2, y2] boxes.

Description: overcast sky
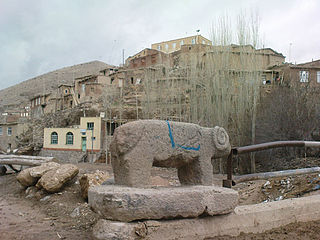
[[0, 0, 319, 90]]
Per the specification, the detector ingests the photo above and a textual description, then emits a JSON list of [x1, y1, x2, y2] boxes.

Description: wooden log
[[0, 155, 57, 161], [0, 155, 57, 166]]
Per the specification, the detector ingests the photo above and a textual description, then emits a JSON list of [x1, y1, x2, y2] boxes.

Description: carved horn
[[213, 126, 230, 152]]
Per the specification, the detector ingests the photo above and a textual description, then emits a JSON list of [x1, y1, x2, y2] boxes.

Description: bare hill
[[0, 61, 112, 110]]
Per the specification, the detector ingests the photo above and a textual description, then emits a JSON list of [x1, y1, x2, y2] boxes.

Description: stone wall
[[40, 149, 86, 164]]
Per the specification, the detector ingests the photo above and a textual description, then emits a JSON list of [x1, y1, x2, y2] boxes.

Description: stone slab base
[[92, 194, 320, 240], [88, 185, 238, 222]]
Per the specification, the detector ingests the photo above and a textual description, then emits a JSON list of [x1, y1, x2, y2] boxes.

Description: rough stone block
[[89, 185, 238, 222], [29, 162, 60, 178], [79, 170, 110, 200], [36, 164, 79, 193], [110, 120, 231, 187], [17, 167, 38, 187]]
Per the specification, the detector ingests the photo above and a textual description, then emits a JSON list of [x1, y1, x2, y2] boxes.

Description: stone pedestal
[[92, 194, 320, 240], [89, 185, 238, 222]]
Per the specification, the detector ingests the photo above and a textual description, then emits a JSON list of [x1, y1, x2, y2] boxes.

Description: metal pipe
[[233, 141, 307, 155], [223, 140, 320, 188], [234, 167, 320, 184]]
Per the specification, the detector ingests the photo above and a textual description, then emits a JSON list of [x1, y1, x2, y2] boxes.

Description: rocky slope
[[0, 60, 112, 111]]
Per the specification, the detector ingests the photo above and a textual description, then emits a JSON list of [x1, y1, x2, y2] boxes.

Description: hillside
[[0, 61, 112, 111]]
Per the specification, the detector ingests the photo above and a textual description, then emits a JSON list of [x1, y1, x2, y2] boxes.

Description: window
[[157, 45, 161, 50], [82, 84, 85, 92], [202, 40, 205, 44], [172, 42, 176, 49], [111, 78, 115, 84], [317, 71, 320, 83], [7, 127, 12, 136], [0, 127, 2, 135], [180, 40, 184, 46], [65, 89, 68, 94], [299, 71, 309, 82], [66, 132, 74, 145], [91, 87, 94, 92], [87, 122, 94, 130], [131, 77, 134, 84], [192, 38, 196, 44], [78, 94, 80, 99], [165, 44, 168, 51], [51, 132, 58, 144]]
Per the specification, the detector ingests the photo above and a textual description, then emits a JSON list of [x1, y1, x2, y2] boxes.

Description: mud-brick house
[[266, 60, 320, 86], [74, 67, 117, 104], [41, 117, 105, 163], [151, 35, 212, 54], [30, 93, 52, 118], [55, 84, 79, 111], [0, 115, 28, 152], [126, 48, 172, 69]]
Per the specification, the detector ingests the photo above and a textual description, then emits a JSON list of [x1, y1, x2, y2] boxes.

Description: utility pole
[[122, 49, 125, 66], [91, 127, 94, 163]]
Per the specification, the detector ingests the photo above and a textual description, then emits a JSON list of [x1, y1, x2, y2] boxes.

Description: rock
[[263, 180, 270, 188], [70, 207, 80, 217], [25, 186, 38, 198], [34, 189, 47, 200], [151, 176, 170, 187], [0, 165, 7, 176], [29, 162, 60, 178], [89, 185, 238, 222], [93, 219, 141, 240], [110, 120, 231, 187], [36, 164, 79, 193], [102, 177, 115, 185], [17, 167, 39, 187], [275, 196, 284, 201], [15, 145, 34, 155], [79, 170, 109, 200], [40, 195, 51, 202]]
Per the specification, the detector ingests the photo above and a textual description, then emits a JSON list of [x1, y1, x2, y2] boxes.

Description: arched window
[[51, 132, 58, 144], [66, 132, 74, 145]]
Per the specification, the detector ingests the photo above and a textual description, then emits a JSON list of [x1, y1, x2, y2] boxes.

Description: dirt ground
[[1, 162, 320, 239]]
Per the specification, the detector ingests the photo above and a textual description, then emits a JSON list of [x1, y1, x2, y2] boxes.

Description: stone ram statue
[[110, 120, 231, 187]]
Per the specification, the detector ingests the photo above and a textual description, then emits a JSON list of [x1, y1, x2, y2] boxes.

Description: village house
[[125, 48, 172, 69], [267, 59, 320, 86], [30, 93, 52, 118], [55, 84, 78, 110], [151, 35, 212, 54], [0, 114, 28, 152], [42, 117, 105, 163], [73, 67, 117, 105]]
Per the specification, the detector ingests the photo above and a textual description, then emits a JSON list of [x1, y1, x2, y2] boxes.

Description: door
[[81, 137, 87, 152]]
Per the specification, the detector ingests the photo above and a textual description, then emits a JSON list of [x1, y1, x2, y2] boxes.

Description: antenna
[[122, 49, 125, 66]]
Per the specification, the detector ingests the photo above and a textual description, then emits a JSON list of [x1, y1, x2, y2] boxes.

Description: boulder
[[17, 167, 38, 187], [79, 170, 109, 200], [29, 162, 60, 178], [37, 164, 79, 193]]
